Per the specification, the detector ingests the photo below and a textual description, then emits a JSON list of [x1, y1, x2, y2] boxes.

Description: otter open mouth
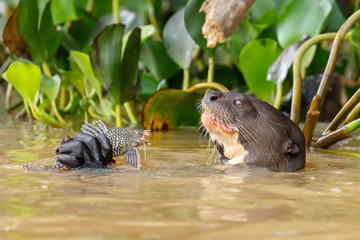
[[201, 111, 234, 134]]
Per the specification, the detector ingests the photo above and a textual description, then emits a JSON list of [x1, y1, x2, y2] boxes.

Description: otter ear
[[284, 139, 300, 156]]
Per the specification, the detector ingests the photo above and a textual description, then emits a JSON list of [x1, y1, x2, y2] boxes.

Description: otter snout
[[201, 90, 306, 172], [203, 90, 222, 106]]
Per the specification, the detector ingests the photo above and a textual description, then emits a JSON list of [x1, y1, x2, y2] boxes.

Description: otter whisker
[[200, 90, 305, 172], [233, 119, 258, 149], [207, 145, 218, 165]]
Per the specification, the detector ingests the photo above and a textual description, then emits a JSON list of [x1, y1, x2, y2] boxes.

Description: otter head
[[201, 91, 305, 172]]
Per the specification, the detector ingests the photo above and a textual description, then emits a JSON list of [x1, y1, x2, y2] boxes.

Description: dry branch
[[200, 0, 256, 48]]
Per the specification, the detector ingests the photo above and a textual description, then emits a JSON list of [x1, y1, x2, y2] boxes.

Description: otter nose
[[206, 90, 220, 102]]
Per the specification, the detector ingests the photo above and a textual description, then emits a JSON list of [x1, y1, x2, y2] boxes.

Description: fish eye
[[233, 99, 246, 108]]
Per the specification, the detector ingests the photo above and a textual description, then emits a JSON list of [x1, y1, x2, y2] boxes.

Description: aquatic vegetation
[[0, 0, 359, 150]]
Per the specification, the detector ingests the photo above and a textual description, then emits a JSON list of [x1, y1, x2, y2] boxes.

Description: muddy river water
[[0, 120, 359, 239]]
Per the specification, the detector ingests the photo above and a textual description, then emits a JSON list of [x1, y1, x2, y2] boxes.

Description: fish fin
[[96, 120, 108, 133], [81, 121, 108, 136], [125, 147, 140, 169]]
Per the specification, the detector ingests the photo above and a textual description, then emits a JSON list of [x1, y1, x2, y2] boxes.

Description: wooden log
[[200, 0, 256, 48]]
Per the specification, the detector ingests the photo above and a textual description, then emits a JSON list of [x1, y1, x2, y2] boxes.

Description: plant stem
[[314, 148, 360, 158], [274, 82, 283, 110], [115, 104, 122, 128], [88, 106, 107, 121], [124, 102, 137, 125], [5, 83, 12, 109], [112, 0, 119, 24], [15, 107, 26, 120], [29, 103, 43, 122], [84, 111, 88, 122], [86, 0, 94, 12], [4, 3, 12, 19], [63, 90, 74, 112], [51, 100, 68, 126], [101, 100, 117, 117], [187, 82, 229, 93], [303, 95, 320, 147], [182, 68, 190, 91], [41, 62, 52, 78], [0, 57, 12, 77], [323, 88, 360, 135], [345, 118, 360, 133], [59, 87, 66, 108], [301, 10, 360, 145], [291, 32, 352, 124], [6, 100, 23, 112], [312, 127, 349, 149], [24, 101, 31, 120], [146, 0, 162, 40], [346, 102, 360, 123], [312, 119, 360, 149], [207, 56, 215, 83], [40, 63, 68, 126]]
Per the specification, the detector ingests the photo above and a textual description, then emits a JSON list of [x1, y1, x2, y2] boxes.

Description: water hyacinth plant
[[0, 0, 359, 152]]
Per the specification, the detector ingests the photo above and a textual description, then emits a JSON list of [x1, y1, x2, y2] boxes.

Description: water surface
[[0, 121, 359, 239]]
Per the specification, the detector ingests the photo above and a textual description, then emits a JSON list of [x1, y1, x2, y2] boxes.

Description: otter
[[201, 91, 305, 172]]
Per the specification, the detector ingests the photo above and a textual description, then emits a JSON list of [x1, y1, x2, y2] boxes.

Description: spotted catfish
[[54, 120, 150, 170]]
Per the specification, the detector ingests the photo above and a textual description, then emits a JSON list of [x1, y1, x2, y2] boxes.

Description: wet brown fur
[[201, 91, 305, 172]]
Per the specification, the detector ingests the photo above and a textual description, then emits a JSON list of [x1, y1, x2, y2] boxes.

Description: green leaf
[[163, 8, 195, 69], [140, 37, 179, 81], [40, 74, 61, 101], [267, 35, 310, 84], [90, 9, 143, 41], [39, 1, 61, 61], [58, 27, 82, 51], [2, 4, 30, 60], [351, 25, 360, 49], [3, 61, 41, 103], [256, 9, 276, 25], [142, 89, 201, 130], [238, 39, 281, 100], [67, 11, 96, 47], [17, 0, 44, 64], [226, 20, 255, 65], [90, 24, 125, 89], [89, 99, 112, 120], [79, 98, 90, 111], [51, 0, 77, 25], [114, 28, 141, 105], [139, 73, 159, 100], [38, 98, 51, 110], [3, 0, 18, 8], [250, 0, 290, 19], [324, 0, 346, 32], [62, 71, 85, 98], [36, 107, 65, 128], [121, 25, 155, 53], [69, 50, 102, 98], [139, 25, 155, 42], [123, 0, 147, 16], [277, 0, 332, 48], [184, 0, 215, 56]]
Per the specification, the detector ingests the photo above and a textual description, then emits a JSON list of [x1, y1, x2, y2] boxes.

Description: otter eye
[[233, 99, 245, 108]]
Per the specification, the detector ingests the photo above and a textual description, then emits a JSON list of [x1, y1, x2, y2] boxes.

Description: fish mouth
[[201, 110, 234, 134], [139, 130, 151, 144]]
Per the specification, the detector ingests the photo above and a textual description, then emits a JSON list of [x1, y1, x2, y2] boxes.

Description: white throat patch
[[208, 129, 248, 165]]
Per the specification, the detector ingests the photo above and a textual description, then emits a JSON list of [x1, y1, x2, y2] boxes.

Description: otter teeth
[[208, 113, 216, 121]]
